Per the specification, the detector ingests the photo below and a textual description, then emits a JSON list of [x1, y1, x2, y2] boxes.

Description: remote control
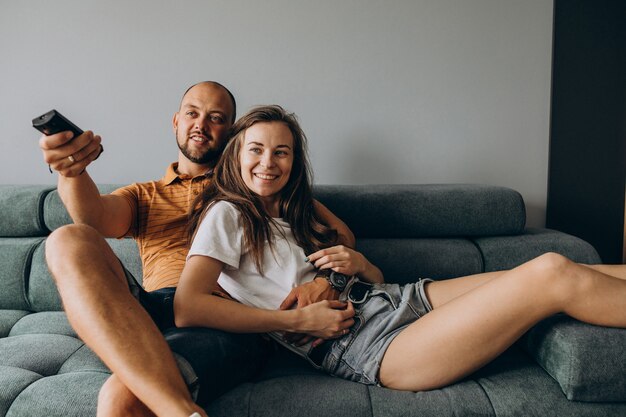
[[32, 109, 83, 138]]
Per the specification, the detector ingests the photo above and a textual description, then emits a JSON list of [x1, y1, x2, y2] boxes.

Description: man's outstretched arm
[[40, 130, 132, 238]]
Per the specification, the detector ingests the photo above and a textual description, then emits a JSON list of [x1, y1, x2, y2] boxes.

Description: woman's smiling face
[[239, 121, 294, 216]]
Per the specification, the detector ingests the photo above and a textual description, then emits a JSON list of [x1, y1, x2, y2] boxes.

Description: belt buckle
[[347, 281, 372, 304]]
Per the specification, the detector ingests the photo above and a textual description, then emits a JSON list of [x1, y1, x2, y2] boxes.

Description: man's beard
[[177, 136, 225, 165]]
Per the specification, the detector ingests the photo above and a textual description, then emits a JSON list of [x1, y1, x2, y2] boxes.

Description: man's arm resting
[[279, 273, 340, 346], [313, 200, 355, 248], [280, 274, 339, 311]]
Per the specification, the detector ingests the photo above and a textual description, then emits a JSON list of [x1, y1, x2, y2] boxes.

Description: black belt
[[308, 281, 373, 367]]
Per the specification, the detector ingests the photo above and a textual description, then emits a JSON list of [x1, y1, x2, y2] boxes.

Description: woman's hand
[[307, 245, 384, 283], [306, 245, 367, 276], [294, 300, 355, 340]]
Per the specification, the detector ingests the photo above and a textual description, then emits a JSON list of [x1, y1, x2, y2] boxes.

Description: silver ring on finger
[[67, 155, 76, 163]]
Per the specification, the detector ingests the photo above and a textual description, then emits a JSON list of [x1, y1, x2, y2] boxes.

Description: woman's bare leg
[[423, 271, 504, 308], [585, 264, 626, 280], [426, 263, 626, 309], [379, 253, 626, 391]]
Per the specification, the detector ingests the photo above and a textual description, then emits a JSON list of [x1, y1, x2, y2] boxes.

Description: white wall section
[[0, 0, 553, 226]]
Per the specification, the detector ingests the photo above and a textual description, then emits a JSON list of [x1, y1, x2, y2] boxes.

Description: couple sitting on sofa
[[39, 81, 626, 417]]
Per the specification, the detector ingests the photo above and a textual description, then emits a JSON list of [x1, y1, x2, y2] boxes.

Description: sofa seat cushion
[[522, 315, 626, 402], [475, 345, 626, 417], [7, 372, 107, 417], [0, 366, 43, 416], [368, 379, 494, 417], [0, 311, 30, 338], [234, 348, 495, 417], [0, 334, 93, 376], [211, 373, 496, 417], [0, 333, 109, 417], [9, 312, 76, 338]]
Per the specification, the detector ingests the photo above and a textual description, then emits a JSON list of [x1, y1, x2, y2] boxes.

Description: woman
[[174, 105, 626, 391]]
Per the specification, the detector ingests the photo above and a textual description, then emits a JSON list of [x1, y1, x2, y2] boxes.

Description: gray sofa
[[1, 184, 625, 417]]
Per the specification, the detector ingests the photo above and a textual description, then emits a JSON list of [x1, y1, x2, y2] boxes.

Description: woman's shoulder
[[207, 200, 239, 217], [196, 200, 243, 236], [209, 199, 237, 212], [206, 200, 241, 220]]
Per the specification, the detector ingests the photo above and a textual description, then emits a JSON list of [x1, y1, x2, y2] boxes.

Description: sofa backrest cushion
[[43, 185, 123, 232], [0, 237, 45, 310], [314, 184, 526, 238], [0, 186, 53, 237], [357, 237, 484, 283], [0, 236, 141, 314], [40, 184, 525, 237]]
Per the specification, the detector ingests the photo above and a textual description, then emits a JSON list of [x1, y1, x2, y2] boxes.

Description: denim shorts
[[311, 278, 433, 386]]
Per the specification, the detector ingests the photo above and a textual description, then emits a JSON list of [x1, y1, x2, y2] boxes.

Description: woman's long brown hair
[[187, 105, 337, 274]]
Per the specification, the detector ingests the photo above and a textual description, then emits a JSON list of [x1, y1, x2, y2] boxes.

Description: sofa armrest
[[521, 314, 626, 402]]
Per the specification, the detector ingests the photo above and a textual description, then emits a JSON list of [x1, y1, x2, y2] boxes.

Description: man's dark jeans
[[164, 327, 270, 406]]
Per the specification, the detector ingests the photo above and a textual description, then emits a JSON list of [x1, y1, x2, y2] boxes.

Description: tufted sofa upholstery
[[0, 184, 625, 416]]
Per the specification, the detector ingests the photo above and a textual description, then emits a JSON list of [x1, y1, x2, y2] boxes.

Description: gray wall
[[0, 0, 553, 227]]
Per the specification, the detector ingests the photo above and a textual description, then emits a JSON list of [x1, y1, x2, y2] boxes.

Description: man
[[40, 81, 354, 417]]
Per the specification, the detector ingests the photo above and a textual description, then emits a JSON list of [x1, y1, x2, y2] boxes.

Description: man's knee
[[46, 224, 113, 284], [46, 224, 101, 265]]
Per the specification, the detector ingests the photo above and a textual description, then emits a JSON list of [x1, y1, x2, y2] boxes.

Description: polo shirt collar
[[163, 162, 213, 185]]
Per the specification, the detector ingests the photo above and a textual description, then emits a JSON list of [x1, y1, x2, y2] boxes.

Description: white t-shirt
[[187, 201, 317, 310]]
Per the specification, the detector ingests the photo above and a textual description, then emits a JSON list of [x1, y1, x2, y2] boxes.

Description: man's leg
[[97, 375, 156, 417], [46, 224, 205, 417]]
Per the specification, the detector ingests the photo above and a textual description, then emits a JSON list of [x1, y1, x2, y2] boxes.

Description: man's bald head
[[179, 81, 236, 123]]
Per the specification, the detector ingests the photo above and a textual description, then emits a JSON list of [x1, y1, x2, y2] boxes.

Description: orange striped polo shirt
[[112, 163, 211, 292]]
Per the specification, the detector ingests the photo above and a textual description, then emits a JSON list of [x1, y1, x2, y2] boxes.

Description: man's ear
[[172, 112, 179, 134]]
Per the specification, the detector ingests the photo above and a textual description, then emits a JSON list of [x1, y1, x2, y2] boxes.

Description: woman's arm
[[313, 200, 355, 248], [276, 201, 355, 314], [174, 255, 355, 337], [306, 245, 384, 284]]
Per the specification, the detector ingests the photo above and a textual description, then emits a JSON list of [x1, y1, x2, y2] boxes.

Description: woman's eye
[[249, 147, 261, 154]]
